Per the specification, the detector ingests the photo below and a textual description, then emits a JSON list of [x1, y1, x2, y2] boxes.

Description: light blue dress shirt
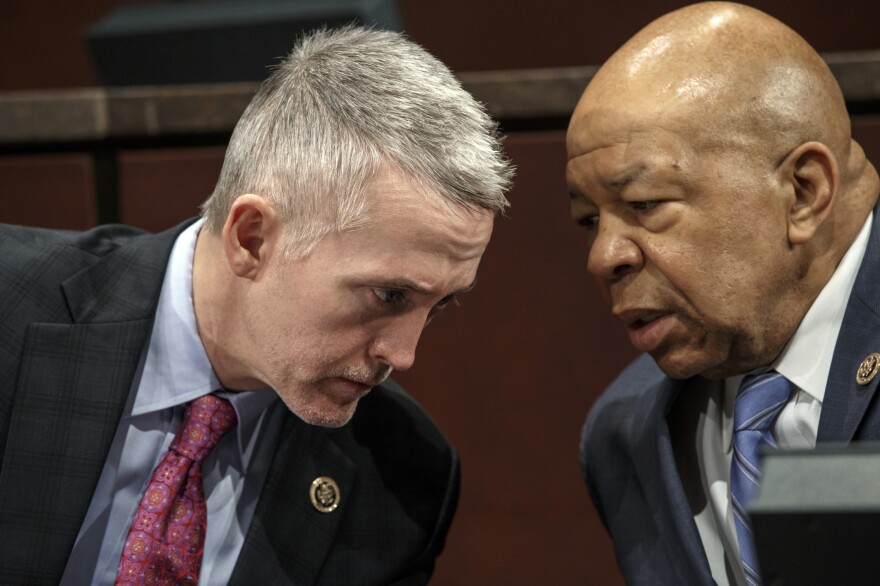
[[60, 219, 285, 585]]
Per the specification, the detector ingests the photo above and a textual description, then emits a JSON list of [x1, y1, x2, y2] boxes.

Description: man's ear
[[782, 141, 839, 245], [221, 194, 280, 279]]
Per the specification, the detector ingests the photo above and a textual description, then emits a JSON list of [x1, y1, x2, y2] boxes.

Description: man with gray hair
[[0, 26, 512, 585]]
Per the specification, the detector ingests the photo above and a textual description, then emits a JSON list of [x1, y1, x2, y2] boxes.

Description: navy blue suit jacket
[[0, 220, 459, 585], [581, 204, 880, 585]]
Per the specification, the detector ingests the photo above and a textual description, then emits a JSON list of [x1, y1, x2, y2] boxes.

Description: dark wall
[[2, 2, 880, 584], [3, 1, 880, 90], [402, 0, 880, 72], [395, 133, 637, 584]]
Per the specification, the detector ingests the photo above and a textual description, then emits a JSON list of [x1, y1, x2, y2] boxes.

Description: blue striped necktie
[[730, 372, 792, 586]]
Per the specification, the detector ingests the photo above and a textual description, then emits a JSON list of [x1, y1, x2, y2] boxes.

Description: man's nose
[[371, 313, 427, 372], [587, 216, 644, 279]]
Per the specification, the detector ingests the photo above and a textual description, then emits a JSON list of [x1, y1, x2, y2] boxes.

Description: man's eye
[[577, 214, 599, 228], [426, 294, 457, 322], [435, 294, 456, 309], [373, 289, 407, 305], [630, 200, 661, 212]]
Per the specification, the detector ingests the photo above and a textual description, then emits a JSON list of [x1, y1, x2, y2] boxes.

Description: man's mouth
[[616, 308, 667, 326], [630, 312, 665, 327], [340, 378, 373, 392], [616, 309, 675, 353]]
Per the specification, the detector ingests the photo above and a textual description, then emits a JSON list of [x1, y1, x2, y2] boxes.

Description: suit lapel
[[0, 321, 152, 578], [819, 209, 880, 442], [230, 414, 356, 585], [636, 375, 716, 583], [0, 224, 184, 581]]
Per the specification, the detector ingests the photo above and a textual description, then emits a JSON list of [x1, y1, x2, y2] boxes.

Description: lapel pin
[[310, 476, 341, 513], [856, 353, 880, 385]]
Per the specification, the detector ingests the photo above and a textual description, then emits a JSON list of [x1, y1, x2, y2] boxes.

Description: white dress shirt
[[688, 214, 873, 586], [60, 219, 285, 585]]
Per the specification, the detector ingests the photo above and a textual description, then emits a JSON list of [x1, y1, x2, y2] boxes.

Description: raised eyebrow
[[607, 176, 634, 189], [379, 280, 433, 296], [380, 279, 477, 296], [606, 167, 647, 189]]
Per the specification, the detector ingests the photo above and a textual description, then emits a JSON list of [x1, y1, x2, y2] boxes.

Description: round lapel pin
[[310, 476, 341, 513], [856, 352, 880, 385]]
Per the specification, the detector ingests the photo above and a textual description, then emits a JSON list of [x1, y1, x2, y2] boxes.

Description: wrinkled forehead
[[567, 103, 634, 159], [566, 66, 744, 164], [567, 96, 681, 162]]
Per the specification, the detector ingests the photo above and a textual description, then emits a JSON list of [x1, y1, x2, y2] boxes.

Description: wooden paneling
[[118, 146, 225, 232], [0, 154, 95, 229], [853, 115, 880, 165]]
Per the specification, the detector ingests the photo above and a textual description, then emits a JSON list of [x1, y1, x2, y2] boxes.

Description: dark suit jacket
[[0, 220, 460, 585], [580, 203, 880, 585]]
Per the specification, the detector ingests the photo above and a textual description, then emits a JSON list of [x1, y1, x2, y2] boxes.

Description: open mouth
[[630, 312, 665, 328], [621, 311, 674, 353]]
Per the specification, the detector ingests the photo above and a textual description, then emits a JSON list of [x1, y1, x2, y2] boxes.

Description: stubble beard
[[276, 361, 393, 428]]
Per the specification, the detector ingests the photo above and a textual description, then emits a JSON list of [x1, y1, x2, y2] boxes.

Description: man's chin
[[273, 376, 377, 427], [653, 349, 717, 381], [281, 395, 362, 428]]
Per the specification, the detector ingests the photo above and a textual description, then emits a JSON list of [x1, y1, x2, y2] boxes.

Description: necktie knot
[[169, 395, 237, 464], [734, 372, 792, 433]]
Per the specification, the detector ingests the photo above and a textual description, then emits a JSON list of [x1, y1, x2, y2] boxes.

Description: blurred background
[[1, 1, 879, 583]]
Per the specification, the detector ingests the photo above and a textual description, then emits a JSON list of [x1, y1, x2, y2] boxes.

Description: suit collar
[[633, 372, 717, 583], [819, 206, 880, 442], [773, 214, 873, 403], [230, 415, 357, 585], [61, 220, 195, 324]]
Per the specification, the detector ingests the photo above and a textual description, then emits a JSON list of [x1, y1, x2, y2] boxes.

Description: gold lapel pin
[[310, 476, 341, 513], [856, 352, 880, 385]]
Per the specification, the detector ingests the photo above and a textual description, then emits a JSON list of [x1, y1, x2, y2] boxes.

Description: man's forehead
[[567, 123, 698, 200], [567, 104, 630, 158], [568, 102, 665, 159], [567, 32, 742, 158]]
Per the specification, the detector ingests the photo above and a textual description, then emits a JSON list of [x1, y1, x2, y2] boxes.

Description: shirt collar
[[132, 218, 279, 469], [772, 213, 873, 403]]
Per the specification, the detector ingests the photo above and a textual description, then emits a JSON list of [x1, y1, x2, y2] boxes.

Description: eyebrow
[[606, 167, 647, 189], [607, 176, 635, 188], [568, 166, 649, 199], [381, 278, 478, 296]]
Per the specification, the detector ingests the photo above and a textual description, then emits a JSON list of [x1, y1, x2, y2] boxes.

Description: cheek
[[284, 312, 380, 367], [677, 235, 788, 343], [645, 235, 706, 293], [645, 228, 755, 330]]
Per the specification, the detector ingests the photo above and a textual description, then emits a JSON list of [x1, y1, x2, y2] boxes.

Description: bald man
[[568, 3, 880, 585]]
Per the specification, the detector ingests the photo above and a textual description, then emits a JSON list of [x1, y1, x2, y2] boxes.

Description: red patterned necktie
[[115, 394, 237, 585]]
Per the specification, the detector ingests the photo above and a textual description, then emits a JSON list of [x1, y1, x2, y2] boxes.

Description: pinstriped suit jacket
[[0, 220, 459, 585], [580, 201, 880, 585]]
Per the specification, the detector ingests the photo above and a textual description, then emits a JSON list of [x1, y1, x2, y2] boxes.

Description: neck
[[192, 229, 257, 392]]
